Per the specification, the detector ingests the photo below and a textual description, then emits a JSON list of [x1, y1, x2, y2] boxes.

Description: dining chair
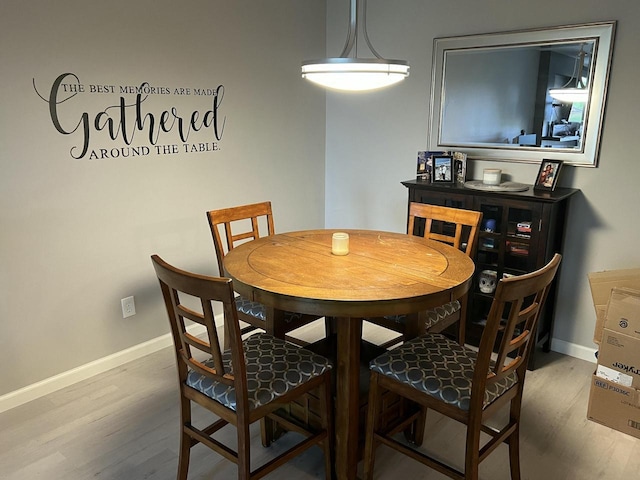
[[151, 254, 333, 480], [366, 202, 482, 347], [362, 253, 562, 480], [207, 201, 323, 347]]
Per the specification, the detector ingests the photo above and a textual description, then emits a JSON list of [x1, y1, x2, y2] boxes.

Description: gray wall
[[0, 0, 327, 398], [325, 0, 640, 360]]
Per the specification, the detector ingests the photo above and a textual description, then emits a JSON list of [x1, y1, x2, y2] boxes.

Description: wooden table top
[[223, 229, 475, 318]]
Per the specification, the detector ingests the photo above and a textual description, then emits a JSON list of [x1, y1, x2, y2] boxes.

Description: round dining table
[[223, 229, 475, 480]]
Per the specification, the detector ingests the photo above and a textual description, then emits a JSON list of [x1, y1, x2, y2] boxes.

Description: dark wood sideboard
[[402, 179, 579, 368]]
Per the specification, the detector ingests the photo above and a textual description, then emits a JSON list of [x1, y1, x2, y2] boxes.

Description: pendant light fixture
[[549, 44, 589, 103], [301, 0, 409, 91]]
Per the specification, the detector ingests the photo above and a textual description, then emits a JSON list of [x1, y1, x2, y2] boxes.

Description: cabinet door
[[473, 196, 542, 278], [468, 196, 544, 345]]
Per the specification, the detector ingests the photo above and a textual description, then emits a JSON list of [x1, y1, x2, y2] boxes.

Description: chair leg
[[325, 316, 336, 337], [260, 418, 274, 447], [319, 373, 334, 480], [508, 400, 522, 480], [508, 426, 522, 480], [363, 372, 382, 480], [405, 404, 427, 446], [177, 397, 191, 480], [237, 421, 251, 480], [464, 417, 482, 480]]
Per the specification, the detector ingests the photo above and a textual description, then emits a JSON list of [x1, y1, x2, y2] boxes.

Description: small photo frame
[[432, 155, 454, 183], [416, 151, 433, 182], [452, 151, 467, 184], [534, 159, 563, 191]]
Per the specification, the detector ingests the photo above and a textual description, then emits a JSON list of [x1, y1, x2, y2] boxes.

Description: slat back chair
[[208, 201, 276, 276], [367, 202, 482, 347], [408, 203, 482, 256], [207, 201, 322, 346], [363, 253, 562, 480], [151, 254, 333, 480]]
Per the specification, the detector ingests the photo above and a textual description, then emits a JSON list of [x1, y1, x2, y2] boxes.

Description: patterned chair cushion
[[369, 333, 518, 411], [382, 300, 461, 330], [235, 295, 304, 324], [186, 333, 332, 411]]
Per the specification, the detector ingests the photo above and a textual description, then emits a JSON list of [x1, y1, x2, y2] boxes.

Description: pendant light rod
[[560, 43, 588, 89], [339, 0, 383, 59], [338, 0, 357, 57]]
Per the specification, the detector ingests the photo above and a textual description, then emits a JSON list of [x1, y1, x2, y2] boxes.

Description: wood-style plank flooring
[[1, 322, 639, 479]]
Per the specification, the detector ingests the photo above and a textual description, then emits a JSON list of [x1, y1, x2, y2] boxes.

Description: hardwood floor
[[1, 322, 638, 479]]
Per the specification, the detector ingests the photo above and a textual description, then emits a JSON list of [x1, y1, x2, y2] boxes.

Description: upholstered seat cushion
[[235, 295, 303, 323], [382, 300, 461, 330], [369, 333, 517, 411], [186, 333, 332, 411]]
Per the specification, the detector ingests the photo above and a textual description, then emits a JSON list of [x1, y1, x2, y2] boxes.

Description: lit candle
[[332, 232, 349, 255], [483, 168, 502, 185]]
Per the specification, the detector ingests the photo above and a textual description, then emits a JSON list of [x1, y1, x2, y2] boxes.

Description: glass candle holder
[[331, 232, 349, 255], [483, 168, 502, 185]]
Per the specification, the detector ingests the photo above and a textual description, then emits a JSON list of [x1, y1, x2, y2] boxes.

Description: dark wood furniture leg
[[335, 316, 362, 480]]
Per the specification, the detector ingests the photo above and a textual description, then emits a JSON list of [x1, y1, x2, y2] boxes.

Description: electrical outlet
[[121, 296, 136, 318]]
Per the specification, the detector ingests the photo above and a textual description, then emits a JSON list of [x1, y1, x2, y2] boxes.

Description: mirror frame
[[428, 22, 616, 167]]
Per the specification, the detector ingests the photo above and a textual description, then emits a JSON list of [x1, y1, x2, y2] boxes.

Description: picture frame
[[432, 154, 454, 183], [417, 150, 446, 182], [452, 151, 467, 184], [534, 159, 563, 191], [416, 151, 432, 182]]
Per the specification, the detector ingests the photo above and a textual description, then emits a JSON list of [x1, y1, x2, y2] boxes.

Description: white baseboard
[[551, 338, 597, 364], [0, 323, 208, 415]]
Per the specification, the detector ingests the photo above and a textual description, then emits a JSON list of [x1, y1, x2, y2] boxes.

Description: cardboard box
[[587, 374, 640, 439], [588, 268, 640, 343], [597, 329, 640, 389], [604, 288, 640, 340]]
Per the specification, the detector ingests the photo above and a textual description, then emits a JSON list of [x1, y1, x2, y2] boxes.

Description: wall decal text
[[34, 73, 226, 160]]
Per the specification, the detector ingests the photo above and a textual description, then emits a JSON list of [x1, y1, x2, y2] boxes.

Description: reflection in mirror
[[428, 22, 616, 166], [441, 41, 593, 149]]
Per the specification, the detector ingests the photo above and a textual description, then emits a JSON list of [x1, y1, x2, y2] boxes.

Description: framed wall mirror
[[428, 22, 616, 167]]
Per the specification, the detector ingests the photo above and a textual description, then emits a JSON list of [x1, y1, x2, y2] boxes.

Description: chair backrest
[[151, 255, 249, 408], [206, 201, 275, 274], [473, 253, 562, 400], [407, 202, 483, 257]]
